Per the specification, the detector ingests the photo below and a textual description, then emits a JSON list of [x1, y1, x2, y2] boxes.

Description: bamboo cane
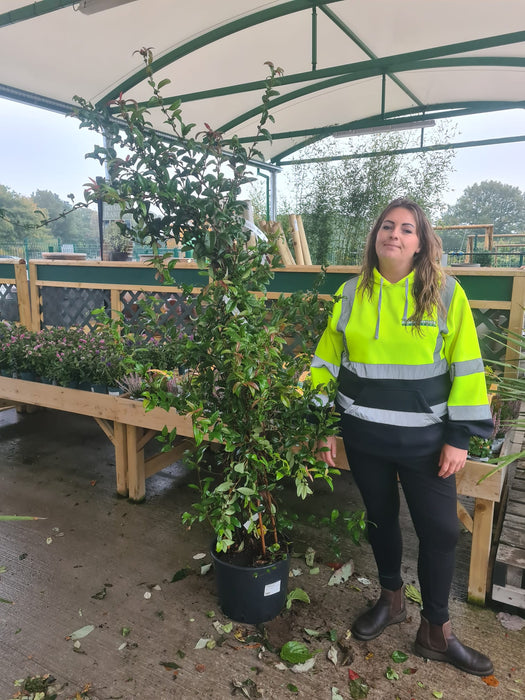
[[296, 215, 312, 265], [288, 214, 305, 265]]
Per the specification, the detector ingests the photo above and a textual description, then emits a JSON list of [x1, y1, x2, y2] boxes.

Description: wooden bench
[[0, 374, 515, 606]]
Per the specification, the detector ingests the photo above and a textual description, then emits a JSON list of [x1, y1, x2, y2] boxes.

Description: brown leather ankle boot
[[414, 616, 494, 676], [351, 587, 406, 641]]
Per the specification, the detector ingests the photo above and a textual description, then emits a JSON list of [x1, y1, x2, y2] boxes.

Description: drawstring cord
[[375, 275, 410, 339], [375, 277, 383, 339], [403, 277, 409, 323]]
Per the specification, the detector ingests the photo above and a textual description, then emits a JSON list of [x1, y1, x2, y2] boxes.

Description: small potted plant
[[74, 52, 340, 623], [104, 222, 133, 261]]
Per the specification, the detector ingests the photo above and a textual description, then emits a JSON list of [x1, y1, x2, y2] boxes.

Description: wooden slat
[[14, 261, 31, 328], [496, 543, 525, 568], [457, 501, 474, 533], [500, 524, 525, 548], [468, 497, 495, 604], [94, 417, 114, 443], [492, 583, 525, 607], [144, 438, 193, 478]]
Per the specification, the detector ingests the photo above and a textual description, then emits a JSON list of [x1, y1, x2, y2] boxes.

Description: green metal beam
[[272, 101, 525, 161], [319, 4, 423, 107], [277, 135, 525, 166], [96, 0, 344, 106], [0, 0, 76, 28], [110, 46, 525, 114], [217, 55, 525, 134]]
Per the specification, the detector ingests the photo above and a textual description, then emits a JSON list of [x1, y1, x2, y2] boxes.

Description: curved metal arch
[[217, 55, 525, 134], [96, 0, 343, 107], [272, 100, 525, 162]]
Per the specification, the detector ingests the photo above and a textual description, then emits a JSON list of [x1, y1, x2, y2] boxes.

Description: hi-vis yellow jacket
[[311, 269, 494, 457]]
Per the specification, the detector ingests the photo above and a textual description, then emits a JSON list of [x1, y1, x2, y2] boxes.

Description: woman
[[311, 198, 494, 676]]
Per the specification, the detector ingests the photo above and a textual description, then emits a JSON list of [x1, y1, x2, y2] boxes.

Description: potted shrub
[[104, 222, 133, 261], [73, 51, 340, 623]]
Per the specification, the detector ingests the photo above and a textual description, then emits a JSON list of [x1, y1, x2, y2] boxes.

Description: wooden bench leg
[[467, 497, 495, 605], [126, 424, 146, 502], [113, 421, 128, 497]]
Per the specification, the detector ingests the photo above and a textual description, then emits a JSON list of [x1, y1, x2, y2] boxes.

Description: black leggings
[[343, 443, 459, 625]]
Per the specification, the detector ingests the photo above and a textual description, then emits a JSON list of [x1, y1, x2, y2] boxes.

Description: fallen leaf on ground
[[91, 587, 107, 600], [349, 675, 370, 698], [405, 584, 422, 606], [482, 674, 499, 687], [69, 624, 95, 641], [193, 552, 206, 560], [171, 567, 193, 582], [195, 637, 212, 649], [328, 645, 338, 665], [305, 547, 315, 567], [331, 688, 344, 700], [291, 657, 316, 673], [328, 561, 354, 586]]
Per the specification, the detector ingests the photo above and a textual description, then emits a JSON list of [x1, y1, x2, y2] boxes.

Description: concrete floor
[[0, 406, 524, 700]]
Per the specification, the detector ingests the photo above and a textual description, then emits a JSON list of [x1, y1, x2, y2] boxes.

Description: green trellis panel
[[268, 269, 515, 302], [32, 263, 206, 288]]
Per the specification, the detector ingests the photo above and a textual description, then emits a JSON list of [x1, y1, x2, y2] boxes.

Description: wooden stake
[[288, 214, 304, 265], [296, 215, 312, 265]]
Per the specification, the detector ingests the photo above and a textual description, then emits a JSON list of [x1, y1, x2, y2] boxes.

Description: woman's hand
[[315, 435, 337, 467], [438, 443, 468, 478]]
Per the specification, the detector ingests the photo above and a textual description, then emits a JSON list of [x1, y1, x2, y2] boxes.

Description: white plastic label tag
[[264, 580, 281, 597]]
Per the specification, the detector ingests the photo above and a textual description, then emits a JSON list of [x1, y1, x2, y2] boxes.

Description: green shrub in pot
[[73, 51, 340, 579]]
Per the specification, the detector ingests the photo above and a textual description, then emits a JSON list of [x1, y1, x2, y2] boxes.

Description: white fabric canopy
[[1, 0, 524, 165]]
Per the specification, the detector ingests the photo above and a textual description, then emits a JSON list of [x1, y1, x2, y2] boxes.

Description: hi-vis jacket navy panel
[[311, 269, 494, 457]]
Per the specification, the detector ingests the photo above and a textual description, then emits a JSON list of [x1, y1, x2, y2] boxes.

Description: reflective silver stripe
[[337, 277, 359, 356], [438, 275, 456, 336], [337, 392, 447, 425], [341, 356, 449, 380], [448, 404, 493, 421], [450, 357, 485, 378], [311, 355, 340, 377], [434, 275, 456, 361]]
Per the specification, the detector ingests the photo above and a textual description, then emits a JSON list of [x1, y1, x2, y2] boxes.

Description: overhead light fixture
[[333, 120, 436, 138], [77, 0, 139, 15]]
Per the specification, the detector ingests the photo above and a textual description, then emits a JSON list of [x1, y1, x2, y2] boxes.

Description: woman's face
[[375, 207, 420, 275]]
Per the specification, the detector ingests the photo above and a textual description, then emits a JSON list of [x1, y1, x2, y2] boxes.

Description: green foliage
[[282, 123, 456, 264], [308, 507, 367, 561], [442, 180, 525, 237], [286, 588, 311, 609], [0, 185, 98, 250], [279, 641, 316, 664], [72, 52, 340, 565], [0, 185, 42, 242]]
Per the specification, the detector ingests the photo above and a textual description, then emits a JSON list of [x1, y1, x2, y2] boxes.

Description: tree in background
[[32, 189, 99, 245], [441, 180, 525, 238], [0, 185, 98, 251], [0, 184, 42, 243], [250, 122, 456, 265]]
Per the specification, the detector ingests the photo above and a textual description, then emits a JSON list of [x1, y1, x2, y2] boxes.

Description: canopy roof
[[1, 0, 525, 167]]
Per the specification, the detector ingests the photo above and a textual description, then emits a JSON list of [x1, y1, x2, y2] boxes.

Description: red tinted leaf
[[481, 675, 499, 687]]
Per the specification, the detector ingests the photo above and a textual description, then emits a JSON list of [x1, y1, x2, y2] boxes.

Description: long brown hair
[[359, 198, 444, 326]]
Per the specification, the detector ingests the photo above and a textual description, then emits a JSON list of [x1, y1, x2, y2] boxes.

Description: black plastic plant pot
[[210, 543, 290, 624]]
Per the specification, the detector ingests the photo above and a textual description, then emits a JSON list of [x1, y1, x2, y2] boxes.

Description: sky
[[1, 96, 525, 208]]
